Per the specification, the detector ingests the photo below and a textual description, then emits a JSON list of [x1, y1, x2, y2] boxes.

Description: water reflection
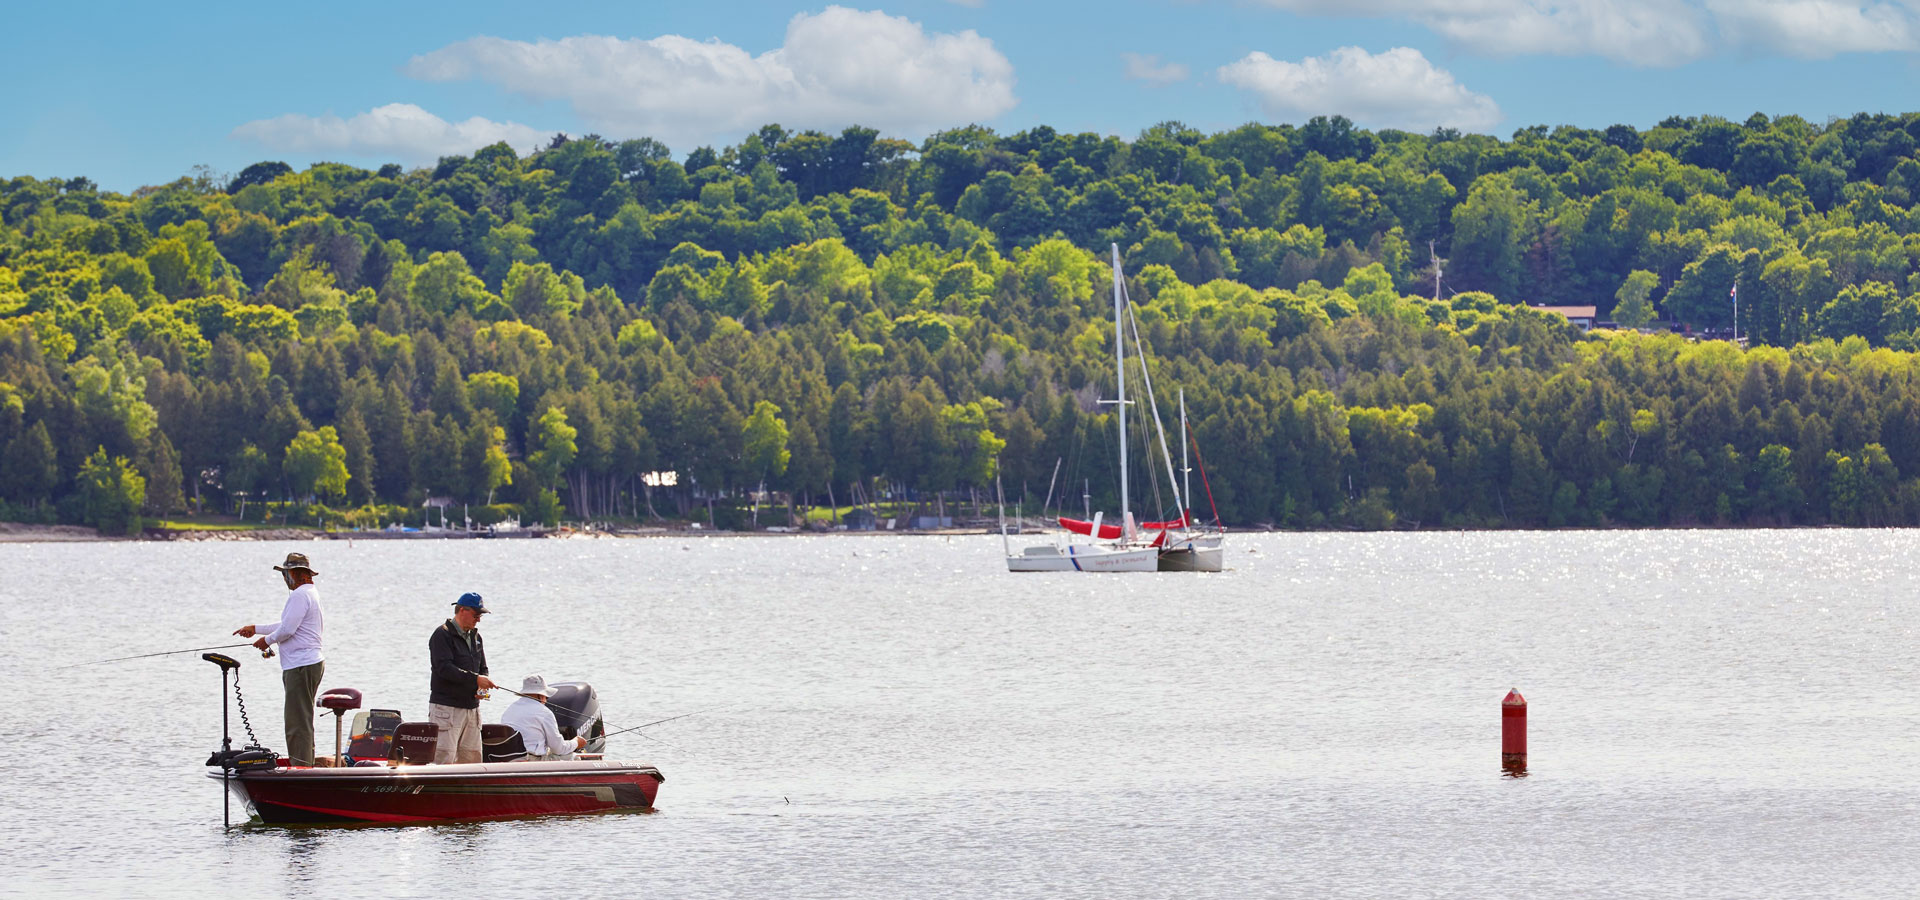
[[252, 827, 330, 885]]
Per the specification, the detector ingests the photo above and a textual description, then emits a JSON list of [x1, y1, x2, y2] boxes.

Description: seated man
[[500, 675, 587, 761]]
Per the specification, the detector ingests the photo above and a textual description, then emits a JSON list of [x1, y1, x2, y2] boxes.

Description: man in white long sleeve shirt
[[233, 552, 326, 766], [500, 675, 585, 760]]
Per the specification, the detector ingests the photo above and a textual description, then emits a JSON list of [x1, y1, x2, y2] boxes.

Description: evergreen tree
[[3, 421, 58, 508], [143, 430, 186, 516]]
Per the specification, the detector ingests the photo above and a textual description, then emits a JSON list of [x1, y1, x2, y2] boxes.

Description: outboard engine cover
[[547, 681, 604, 752], [390, 721, 440, 765]]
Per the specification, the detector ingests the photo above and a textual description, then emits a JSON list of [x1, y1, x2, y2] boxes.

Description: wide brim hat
[[272, 552, 317, 574], [519, 675, 554, 698]]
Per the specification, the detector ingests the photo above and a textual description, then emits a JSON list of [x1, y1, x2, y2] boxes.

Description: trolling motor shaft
[[204, 653, 237, 829]]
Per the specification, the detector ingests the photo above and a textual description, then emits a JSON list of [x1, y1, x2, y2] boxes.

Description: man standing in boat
[[428, 592, 495, 764], [232, 552, 326, 766]]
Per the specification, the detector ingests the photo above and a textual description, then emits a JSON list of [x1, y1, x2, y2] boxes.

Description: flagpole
[[1731, 281, 1740, 345]]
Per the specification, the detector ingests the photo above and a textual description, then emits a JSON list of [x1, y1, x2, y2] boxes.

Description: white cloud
[[1707, 0, 1918, 56], [1122, 52, 1191, 86], [231, 103, 547, 161], [1218, 46, 1503, 131], [404, 6, 1017, 149], [1254, 0, 1920, 65], [1256, 1, 1712, 66]]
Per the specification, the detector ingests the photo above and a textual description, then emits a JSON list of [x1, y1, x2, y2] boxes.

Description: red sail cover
[[1059, 513, 1189, 537], [1058, 517, 1122, 539]]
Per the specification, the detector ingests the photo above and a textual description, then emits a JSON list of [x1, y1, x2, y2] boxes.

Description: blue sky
[[6, 0, 1920, 191]]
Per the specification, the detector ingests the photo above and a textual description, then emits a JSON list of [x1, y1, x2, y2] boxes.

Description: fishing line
[[59, 642, 264, 669], [598, 708, 724, 740], [488, 686, 724, 747]]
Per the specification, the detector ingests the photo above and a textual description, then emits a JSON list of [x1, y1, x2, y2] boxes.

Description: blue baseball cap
[[453, 592, 488, 613]]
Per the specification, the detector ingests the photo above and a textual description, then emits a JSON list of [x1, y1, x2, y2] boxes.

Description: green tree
[[1449, 175, 1529, 300], [337, 408, 377, 505], [1613, 270, 1660, 329], [2, 421, 59, 508], [466, 372, 520, 426], [742, 400, 792, 480], [79, 446, 146, 535], [528, 405, 578, 487], [1752, 443, 1802, 522], [284, 426, 349, 502], [462, 419, 513, 503], [142, 430, 186, 516], [527, 487, 563, 527]]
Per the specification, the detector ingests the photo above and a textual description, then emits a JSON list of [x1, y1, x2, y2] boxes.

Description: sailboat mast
[[1110, 243, 1130, 533], [1123, 296, 1185, 521], [995, 464, 1010, 557], [1180, 389, 1191, 523]]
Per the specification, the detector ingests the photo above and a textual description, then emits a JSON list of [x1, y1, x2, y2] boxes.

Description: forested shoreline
[[9, 113, 1920, 534]]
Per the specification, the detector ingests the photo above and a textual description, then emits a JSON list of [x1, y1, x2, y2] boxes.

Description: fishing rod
[[489, 684, 720, 741], [60, 642, 273, 669], [599, 710, 721, 736]]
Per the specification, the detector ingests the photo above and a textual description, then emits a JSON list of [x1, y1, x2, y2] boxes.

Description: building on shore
[[1531, 305, 1598, 331]]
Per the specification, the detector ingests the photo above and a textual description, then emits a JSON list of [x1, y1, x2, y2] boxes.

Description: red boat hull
[[211, 760, 663, 825]]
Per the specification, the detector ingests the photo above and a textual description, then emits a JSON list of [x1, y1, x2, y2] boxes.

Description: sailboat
[[1003, 244, 1222, 572], [1113, 282, 1224, 573], [1155, 389, 1224, 572]]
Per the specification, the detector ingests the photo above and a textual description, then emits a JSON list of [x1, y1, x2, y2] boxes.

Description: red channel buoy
[[1502, 688, 1527, 777]]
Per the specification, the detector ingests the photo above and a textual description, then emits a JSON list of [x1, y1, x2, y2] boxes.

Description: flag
[[1730, 283, 1738, 300]]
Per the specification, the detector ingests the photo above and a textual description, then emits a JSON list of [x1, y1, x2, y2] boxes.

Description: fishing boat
[[1001, 244, 1224, 572], [201, 653, 662, 825]]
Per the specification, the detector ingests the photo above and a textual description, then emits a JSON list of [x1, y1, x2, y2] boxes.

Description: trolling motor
[[203, 653, 275, 828]]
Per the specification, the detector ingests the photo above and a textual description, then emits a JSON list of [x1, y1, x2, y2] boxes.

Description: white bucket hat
[[519, 674, 555, 698]]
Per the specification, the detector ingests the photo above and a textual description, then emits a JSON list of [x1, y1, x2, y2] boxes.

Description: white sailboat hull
[[1156, 532, 1224, 572], [1007, 542, 1161, 572], [1156, 543, 1223, 572]]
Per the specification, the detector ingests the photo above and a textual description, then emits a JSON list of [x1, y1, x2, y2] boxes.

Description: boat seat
[[317, 687, 362, 711], [390, 721, 440, 765], [347, 709, 403, 762], [481, 724, 528, 762]]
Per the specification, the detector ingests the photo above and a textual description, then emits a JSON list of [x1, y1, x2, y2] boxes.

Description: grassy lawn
[[800, 504, 917, 521], [150, 515, 280, 531]]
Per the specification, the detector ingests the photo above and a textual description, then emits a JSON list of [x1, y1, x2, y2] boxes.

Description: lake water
[[3, 531, 1918, 898]]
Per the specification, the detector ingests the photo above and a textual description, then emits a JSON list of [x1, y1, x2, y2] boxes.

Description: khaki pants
[[282, 661, 325, 766], [428, 703, 482, 764]]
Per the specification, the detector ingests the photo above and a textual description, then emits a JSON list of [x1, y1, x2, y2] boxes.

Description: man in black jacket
[[427, 592, 496, 764]]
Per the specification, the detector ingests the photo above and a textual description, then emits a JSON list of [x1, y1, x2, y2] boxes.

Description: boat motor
[[316, 687, 362, 767], [547, 681, 606, 754]]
